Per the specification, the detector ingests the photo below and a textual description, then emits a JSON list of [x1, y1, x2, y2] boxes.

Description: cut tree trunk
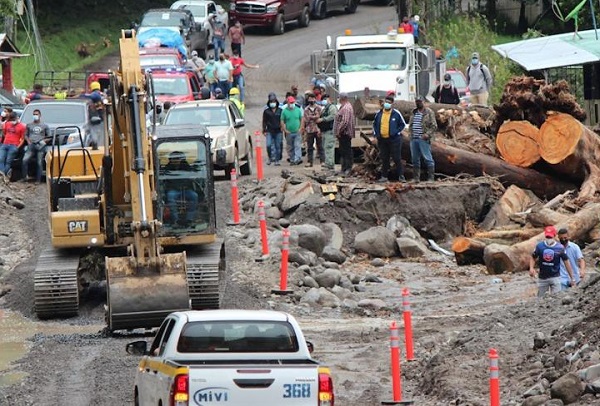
[[480, 185, 541, 230], [538, 112, 600, 200], [483, 202, 600, 274], [452, 237, 487, 265], [525, 208, 569, 228], [473, 228, 542, 241], [496, 120, 541, 167], [401, 138, 578, 199]]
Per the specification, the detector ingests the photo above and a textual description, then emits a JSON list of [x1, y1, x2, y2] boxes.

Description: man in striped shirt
[[407, 96, 437, 182], [333, 93, 355, 175]]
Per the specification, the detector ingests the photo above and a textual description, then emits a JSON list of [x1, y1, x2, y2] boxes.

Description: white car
[[163, 100, 252, 178], [170, 0, 228, 44]]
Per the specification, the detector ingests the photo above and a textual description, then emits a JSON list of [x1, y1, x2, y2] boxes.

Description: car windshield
[[449, 72, 467, 89], [21, 103, 86, 124], [141, 11, 187, 27], [338, 47, 407, 72], [152, 77, 190, 96], [165, 106, 230, 127], [141, 56, 181, 69], [177, 321, 299, 353], [177, 4, 205, 17]]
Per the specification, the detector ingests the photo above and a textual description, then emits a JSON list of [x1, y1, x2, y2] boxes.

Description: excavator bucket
[[106, 252, 190, 331]]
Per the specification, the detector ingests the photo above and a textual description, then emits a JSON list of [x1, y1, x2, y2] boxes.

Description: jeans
[[22, 142, 47, 182], [208, 81, 219, 95], [0, 144, 19, 175], [322, 130, 335, 168], [218, 80, 231, 96], [266, 132, 283, 162], [166, 189, 198, 224], [231, 42, 242, 57], [537, 277, 561, 298], [212, 37, 225, 59], [410, 138, 435, 170], [306, 132, 324, 164], [379, 137, 403, 178], [338, 136, 352, 172], [233, 74, 245, 102], [286, 132, 302, 163]]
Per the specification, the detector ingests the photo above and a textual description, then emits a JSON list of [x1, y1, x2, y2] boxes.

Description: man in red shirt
[[0, 111, 26, 177], [229, 50, 259, 103]]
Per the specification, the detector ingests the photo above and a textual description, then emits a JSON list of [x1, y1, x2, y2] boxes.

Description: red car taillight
[[318, 370, 334, 406], [170, 373, 189, 406]]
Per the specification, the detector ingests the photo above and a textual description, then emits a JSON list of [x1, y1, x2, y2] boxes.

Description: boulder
[[315, 269, 342, 288], [550, 373, 583, 404], [281, 181, 314, 212], [522, 395, 550, 406], [288, 248, 318, 266], [396, 237, 429, 258], [578, 363, 600, 382], [386, 215, 423, 240], [342, 299, 359, 309], [354, 226, 398, 258], [322, 261, 340, 269], [321, 246, 347, 264], [303, 276, 319, 289], [331, 285, 354, 300], [339, 276, 354, 290], [524, 383, 546, 397], [299, 288, 320, 305], [321, 223, 344, 249], [370, 258, 386, 267], [358, 298, 388, 310], [266, 206, 283, 219], [316, 287, 341, 308], [290, 224, 327, 256]]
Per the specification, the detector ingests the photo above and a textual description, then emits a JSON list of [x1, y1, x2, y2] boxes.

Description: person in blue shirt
[[373, 95, 407, 182], [410, 15, 420, 44], [557, 228, 585, 290], [529, 225, 575, 298]]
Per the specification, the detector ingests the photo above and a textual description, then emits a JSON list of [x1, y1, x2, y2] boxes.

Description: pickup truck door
[[286, 0, 301, 20], [143, 318, 177, 405]]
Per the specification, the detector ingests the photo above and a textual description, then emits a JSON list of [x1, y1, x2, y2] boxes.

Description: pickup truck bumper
[[230, 12, 278, 26], [213, 144, 235, 169]]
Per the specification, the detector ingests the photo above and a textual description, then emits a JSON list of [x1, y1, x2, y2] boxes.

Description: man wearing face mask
[[302, 93, 323, 168], [0, 111, 26, 178], [22, 109, 51, 182], [465, 52, 493, 106], [373, 95, 406, 182], [432, 73, 460, 105], [407, 96, 437, 182], [530, 226, 575, 298], [280, 96, 304, 165], [214, 53, 233, 96], [204, 55, 218, 95], [262, 92, 283, 166], [557, 228, 585, 290]]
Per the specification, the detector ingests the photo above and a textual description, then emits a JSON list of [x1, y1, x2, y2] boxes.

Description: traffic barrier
[[489, 348, 500, 406], [381, 321, 413, 405], [271, 227, 292, 295], [256, 200, 269, 260], [254, 130, 264, 182], [402, 288, 415, 361], [228, 168, 240, 225]]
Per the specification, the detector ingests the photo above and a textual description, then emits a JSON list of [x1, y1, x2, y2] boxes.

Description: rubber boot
[[412, 168, 420, 183], [426, 166, 435, 181]]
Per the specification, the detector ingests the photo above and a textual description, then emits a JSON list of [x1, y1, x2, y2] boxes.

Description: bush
[[427, 14, 524, 104]]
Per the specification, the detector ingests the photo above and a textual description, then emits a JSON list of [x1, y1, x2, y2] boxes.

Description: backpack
[[467, 64, 488, 84], [435, 84, 457, 104]]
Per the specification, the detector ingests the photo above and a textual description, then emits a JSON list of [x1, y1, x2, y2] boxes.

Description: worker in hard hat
[[82, 81, 106, 118], [229, 87, 245, 117]]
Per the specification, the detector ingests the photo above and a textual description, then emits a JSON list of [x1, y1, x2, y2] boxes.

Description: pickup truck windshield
[[165, 106, 230, 127], [141, 56, 181, 69], [21, 103, 86, 124], [142, 11, 187, 27], [153, 77, 190, 96], [177, 321, 299, 353], [338, 47, 407, 72]]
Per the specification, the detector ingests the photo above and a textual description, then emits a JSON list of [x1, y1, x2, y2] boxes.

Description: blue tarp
[[137, 28, 187, 58]]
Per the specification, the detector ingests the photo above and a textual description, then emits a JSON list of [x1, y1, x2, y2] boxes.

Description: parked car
[[311, 0, 358, 19], [138, 8, 209, 58], [148, 68, 203, 104], [446, 69, 471, 104], [229, 0, 313, 35], [162, 100, 252, 178], [139, 47, 184, 70]]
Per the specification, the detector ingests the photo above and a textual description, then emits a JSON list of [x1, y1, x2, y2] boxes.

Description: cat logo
[[67, 220, 88, 233]]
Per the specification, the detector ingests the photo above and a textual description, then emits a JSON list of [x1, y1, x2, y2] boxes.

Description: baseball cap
[[472, 52, 480, 58], [414, 15, 420, 22], [444, 73, 451, 81], [215, 88, 223, 94], [286, 96, 295, 103], [338, 92, 349, 99], [544, 225, 557, 238]]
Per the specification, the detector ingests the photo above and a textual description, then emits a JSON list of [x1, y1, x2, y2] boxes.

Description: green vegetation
[[427, 14, 524, 104]]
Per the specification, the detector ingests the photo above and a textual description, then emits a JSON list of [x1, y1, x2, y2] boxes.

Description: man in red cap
[[530, 225, 575, 298]]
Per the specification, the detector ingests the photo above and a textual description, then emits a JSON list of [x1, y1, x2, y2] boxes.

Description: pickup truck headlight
[[214, 135, 227, 149], [266, 3, 280, 12]]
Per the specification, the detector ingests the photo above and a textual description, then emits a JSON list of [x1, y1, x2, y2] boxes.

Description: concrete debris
[[396, 237, 429, 258]]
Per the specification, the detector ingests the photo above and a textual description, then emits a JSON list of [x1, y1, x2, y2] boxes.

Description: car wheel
[[345, 0, 358, 13], [225, 147, 240, 180], [316, 1, 327, 19], [273, 14, 285, 35], [240, 140, 253, 176], [299, 6, 310, 27]]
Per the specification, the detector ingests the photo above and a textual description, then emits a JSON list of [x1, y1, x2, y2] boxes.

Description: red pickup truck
[[229, 0, 313, 35]]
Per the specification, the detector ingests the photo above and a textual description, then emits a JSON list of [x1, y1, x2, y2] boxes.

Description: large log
[[353, 97, 494, 122], [526, 208, 568, 228], [399, 137, 578, 199], [480, 185, 540, 230], [452, 237, 486, 265], [473, 228, 543, 241], [483, 202, 600, 274], [496, 121, 541, 167]]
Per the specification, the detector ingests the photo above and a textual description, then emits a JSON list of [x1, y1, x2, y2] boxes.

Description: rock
[[396, 237, 429, 258], [321, 246, 346, 264], [321, 223, 344, 249], [299, 288, 320, 305], [550, 373, 583, 404], [350, 275, 361, 284], [386, 215, 423, 240], [357, 298, 387, 310], [342, 299, 358, 309], [354, 285, 366, 292], [297, 265, 311, 274], [7, 198, 25, 210], [524, 383, 546, 397], [542, 370, 562, 383], [534, 332, 547, 349], [331, 285, 354, 300], [339, 276, 354, 290], [578, 363, 600, 382], [370, 258, 385, 267], [522, 395, 550, 406], [303, 276, 319, 289], [316, 287, 341, 308], [364, 274, 382, 283], [314, 269, 342, 288], [290, 224, 327, 256], [281, 181, 314, 212], [561, 296, 574, 305], [321, 261, 340, 269], [266, 206, 283, 219], [544, 400, 563, 406], [288, 249, 318, 266], [279, 218, 291, 228], [586, 378, 600, 394], [354, 226, 398, 258]]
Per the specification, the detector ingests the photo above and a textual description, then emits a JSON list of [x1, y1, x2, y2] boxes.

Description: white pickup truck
[[126, 309, 334, 406]]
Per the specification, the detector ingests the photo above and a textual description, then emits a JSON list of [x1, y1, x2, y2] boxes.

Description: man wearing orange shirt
[[0, 111, 26, 177]]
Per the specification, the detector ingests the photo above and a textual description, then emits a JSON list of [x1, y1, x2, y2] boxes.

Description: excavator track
[[34, 248, 80, 319], [186, 240, 225, 310]]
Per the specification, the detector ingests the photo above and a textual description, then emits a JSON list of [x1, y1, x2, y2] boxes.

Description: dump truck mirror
[[126, 340, 148, 356], [326, 36, 332, 50]]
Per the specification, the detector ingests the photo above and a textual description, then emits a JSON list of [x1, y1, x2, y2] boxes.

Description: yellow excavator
[[34, 30, 224, 331]]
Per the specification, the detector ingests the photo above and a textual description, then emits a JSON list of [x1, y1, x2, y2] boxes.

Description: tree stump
[[496, 121, 541, 167]]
